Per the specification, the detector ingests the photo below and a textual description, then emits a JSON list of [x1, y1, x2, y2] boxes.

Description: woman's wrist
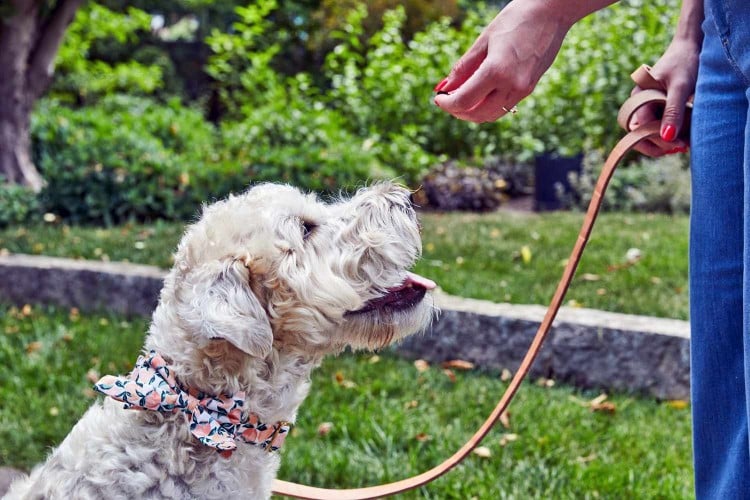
[[520, 0, 619, 28]]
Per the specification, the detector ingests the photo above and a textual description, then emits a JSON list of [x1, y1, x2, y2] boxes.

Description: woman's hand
[[433, 1, 574, 122], [433, 0, 617, 122], [627, 0, 702, 156]]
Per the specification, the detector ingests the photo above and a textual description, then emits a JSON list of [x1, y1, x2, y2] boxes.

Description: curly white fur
[[5, 182, 435, 500]]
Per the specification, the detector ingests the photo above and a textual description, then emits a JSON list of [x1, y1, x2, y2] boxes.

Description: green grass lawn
[[0, 304, 693, 498], [0, 210, 689, 319]]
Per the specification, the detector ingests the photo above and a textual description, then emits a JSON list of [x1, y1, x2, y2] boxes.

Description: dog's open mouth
[[347, 272, 436, 315]]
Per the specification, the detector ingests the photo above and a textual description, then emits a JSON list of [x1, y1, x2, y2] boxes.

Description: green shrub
[[53, 4, 162, 103], [29, 94, 390, 224], [218, 100, 387, 193], [31, 96, 220, 224], [323, 5, 499, 166], [562, 151, 691, 214], [0, 182, 39, 228]]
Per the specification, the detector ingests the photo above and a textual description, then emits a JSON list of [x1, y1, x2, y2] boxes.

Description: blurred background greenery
[[1, 0, 687, 226]]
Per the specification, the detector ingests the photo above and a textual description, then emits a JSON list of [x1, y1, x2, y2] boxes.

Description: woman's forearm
[[526, 0, 620, 28], [674, 0, 704, 45]]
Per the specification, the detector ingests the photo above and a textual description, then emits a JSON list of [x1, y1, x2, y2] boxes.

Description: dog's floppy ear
[[175, 258, 273, 358]]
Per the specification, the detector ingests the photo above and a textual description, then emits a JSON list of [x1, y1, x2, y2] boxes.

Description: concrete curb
[[0, 254, 690, 399]]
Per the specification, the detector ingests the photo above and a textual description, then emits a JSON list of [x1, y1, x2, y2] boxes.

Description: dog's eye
[[301, 220, 316, 240]]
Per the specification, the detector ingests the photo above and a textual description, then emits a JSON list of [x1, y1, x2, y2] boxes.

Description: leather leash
[[273, 65, 685, 499]]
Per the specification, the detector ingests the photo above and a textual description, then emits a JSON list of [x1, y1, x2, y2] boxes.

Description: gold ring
[[502, 106, 518, 115]]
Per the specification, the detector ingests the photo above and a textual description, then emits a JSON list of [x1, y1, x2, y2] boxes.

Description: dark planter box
[[534, 152, 583, 211]]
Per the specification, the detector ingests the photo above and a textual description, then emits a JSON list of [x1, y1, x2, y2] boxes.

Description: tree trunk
[[0, 111, 42, 190], [0, 0, 84, 191]]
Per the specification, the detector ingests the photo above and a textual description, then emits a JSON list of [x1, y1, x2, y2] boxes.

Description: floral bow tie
[[94, 351, 291, 455]]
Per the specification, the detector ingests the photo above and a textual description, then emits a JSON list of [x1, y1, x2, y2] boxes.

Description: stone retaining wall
[[0, 254, 690, 399]]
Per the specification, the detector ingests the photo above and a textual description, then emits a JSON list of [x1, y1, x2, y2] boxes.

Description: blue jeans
[[691, 1, 750, 497]]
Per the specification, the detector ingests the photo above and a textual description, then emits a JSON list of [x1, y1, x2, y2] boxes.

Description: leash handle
[[272, 82, 672, 500], [617, 64, 693, 138]]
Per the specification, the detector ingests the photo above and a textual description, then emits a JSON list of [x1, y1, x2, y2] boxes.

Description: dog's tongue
[[391, 271, 437, 291]]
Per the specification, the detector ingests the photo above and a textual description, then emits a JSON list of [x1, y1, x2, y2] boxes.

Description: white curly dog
[[6, 182, 436, 500]]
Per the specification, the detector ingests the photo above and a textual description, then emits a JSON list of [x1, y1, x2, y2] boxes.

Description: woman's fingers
[[452, 88, 515, 123], [438, 34, 489, 93]]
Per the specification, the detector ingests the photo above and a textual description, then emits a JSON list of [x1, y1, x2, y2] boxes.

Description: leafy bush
[[218, 100, 387, 193], [29, 94, 392, 223], [53, 4, 163, 103], [0, 182, 39, 228], [323, 5, 500, 166], [562, 151, 691, 214], [31, 96, 219, 224]]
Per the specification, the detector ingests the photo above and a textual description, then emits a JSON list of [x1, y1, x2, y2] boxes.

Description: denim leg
[[690, 10, 750, 499]]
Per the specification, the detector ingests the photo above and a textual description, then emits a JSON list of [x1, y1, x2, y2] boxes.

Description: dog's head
[[149, 182, 435, 383]]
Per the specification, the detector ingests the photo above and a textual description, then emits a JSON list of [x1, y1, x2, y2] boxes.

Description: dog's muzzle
[[346, 271, 436, 315]]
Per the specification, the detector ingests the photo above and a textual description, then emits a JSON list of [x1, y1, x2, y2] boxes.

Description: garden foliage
[[21, 0, 683, 223]]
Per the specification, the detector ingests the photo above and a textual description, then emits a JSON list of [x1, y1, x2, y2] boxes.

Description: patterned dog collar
[[94, 351, 292, 456]]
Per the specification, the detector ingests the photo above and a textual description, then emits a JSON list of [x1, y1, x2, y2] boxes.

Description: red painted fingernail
[[434, 78, 449, 92], [661, 124, 677, 142]]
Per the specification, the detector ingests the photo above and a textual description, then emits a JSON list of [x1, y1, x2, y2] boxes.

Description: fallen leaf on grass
[[441, 359, 475, 370], [500, 411, 511, 429], [625, 248, 642, 263], [500, 369, 512, 382], [443, 369, 456, 383], [536, 377, 555, 388], [414, 433, 430, 442], [499, 433, 519, 446], [666, 400, 689, 410], [520, 245, 532, 264], [85, 369, 100, 384], [575, 452, 598, 464], [368, 355, 380, 364], [607, 248, 643, 272], [405, 400, 419, 409], [581, 273, 600, 282], [589, 394, 608, 406], [25, 341, 42, 354], [472, 446, 492, 458], [317, 422, 333, 436], [574, 393, 617, 414], [591, 401, 617, 414], [334, 371, 357, 388], [414, 359, 430, 372]]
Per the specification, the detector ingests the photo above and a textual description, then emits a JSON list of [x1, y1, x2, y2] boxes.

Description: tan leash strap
[[273, 82, 670, 500]]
